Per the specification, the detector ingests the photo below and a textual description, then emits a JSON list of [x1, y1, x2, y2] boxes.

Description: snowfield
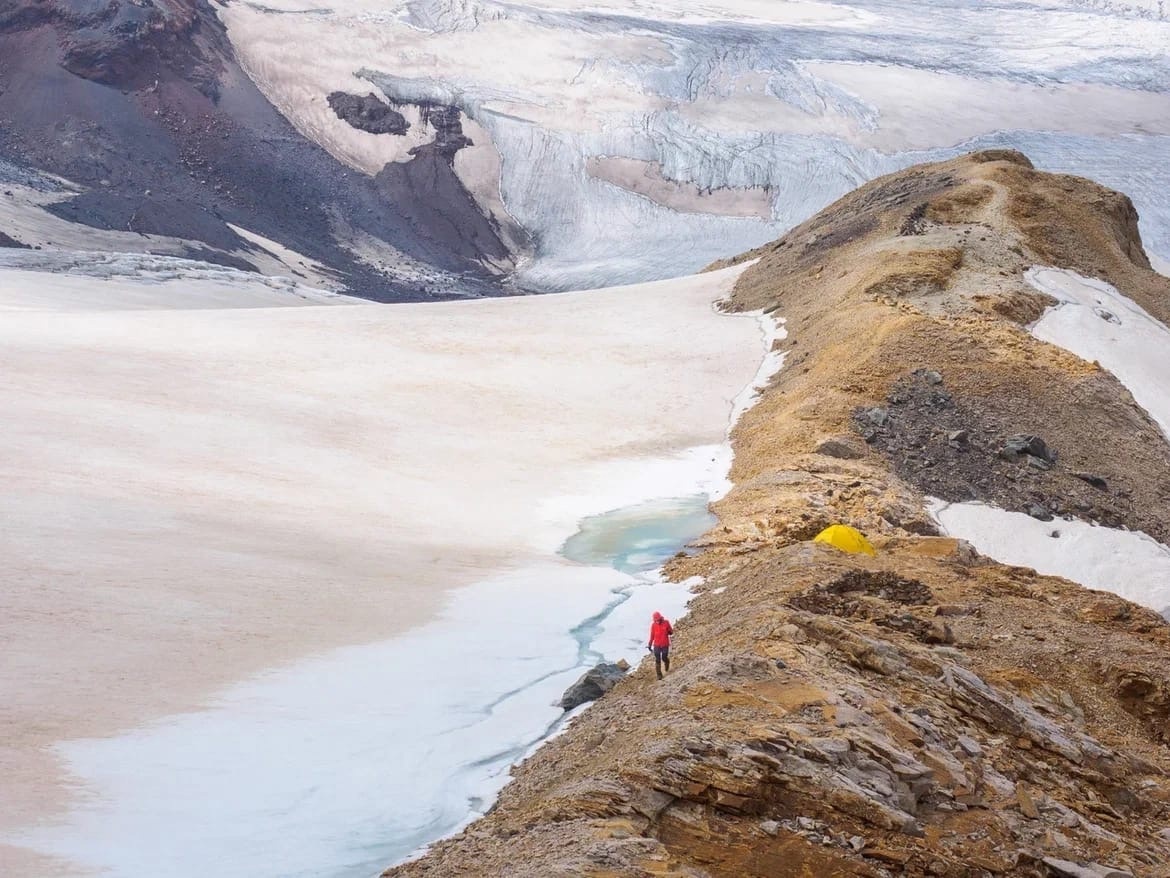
[[930, 268, 1170, 620], [0, 263, 773, 877], [1026, 267, 1170, 439], [930, 499, 1170, 620], [219, 0, 1170, 290]]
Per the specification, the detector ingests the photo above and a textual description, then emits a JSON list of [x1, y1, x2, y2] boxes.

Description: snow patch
[[1149, 251, 1170, 278], [929, 268, 1170, 617], [1025, 266, 1170, 439], [929, 499, 1170, 617]]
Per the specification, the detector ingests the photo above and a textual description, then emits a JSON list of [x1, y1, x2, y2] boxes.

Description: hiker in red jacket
[[648, 611, 674, 680]]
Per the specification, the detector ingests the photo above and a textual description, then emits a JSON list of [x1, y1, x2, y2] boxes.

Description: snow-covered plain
[[219, 0, 1170, 290], [930, 268, 1170, 619], [1, 264, 775, 877]]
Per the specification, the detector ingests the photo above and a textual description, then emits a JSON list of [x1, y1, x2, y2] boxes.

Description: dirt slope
[[386, 152, 1170, 877]]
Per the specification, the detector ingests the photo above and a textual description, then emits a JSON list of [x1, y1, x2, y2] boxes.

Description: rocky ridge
[[385, 152, 1170, 877]]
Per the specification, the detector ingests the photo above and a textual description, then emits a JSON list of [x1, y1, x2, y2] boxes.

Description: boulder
[[815, 436, 867, 460], [1073, 472, 1108, 490], [957, 735, 983, 758], [1000, 434, 1056, 464], [1041, 859, 1133, 878], [559, 662, 628, 711]]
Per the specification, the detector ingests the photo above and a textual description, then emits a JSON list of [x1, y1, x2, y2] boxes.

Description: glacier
[[220, 0, 1170, 291]]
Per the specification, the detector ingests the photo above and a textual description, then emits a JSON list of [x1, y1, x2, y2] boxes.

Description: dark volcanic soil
[[853, 368, 1170, 545], [0, 0, 516, 300]]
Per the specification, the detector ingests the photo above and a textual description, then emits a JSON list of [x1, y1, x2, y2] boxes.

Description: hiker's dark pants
[[652, 645, 670, 676]]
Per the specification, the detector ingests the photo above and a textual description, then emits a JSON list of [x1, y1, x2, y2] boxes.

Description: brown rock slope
[[386, 152, 1170, 877]]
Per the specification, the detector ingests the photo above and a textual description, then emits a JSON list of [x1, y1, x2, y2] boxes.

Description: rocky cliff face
[[0, 0, 514, 299], [385, 152, 1170, 877]]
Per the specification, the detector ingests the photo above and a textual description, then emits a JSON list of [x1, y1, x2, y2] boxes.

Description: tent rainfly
[[813, 524, 876, 556]]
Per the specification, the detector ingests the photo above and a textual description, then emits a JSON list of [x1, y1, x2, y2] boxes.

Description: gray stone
[[862, 407, 890, 427], [1042, 859, 1099, 878], [957, 735, 983, 758], [559, 662, 627, 710], [849, 835, 866, 852], [1042, 858, 1133, 878], [1028, 504, 1055, 521], [760, 819, 780, 836], [1001, 434, 1056, 464], [947, 429, 969, 446], [326, 92, 410, 135], [1086, 866, 1134, 878], [1073, 472, 1108, 490]]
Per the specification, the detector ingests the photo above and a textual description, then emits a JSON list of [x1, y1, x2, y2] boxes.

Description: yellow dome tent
[[813, 524, 876, 556]]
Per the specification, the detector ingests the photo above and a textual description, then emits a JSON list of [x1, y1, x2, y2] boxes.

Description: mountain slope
[[0, 0, 516, 299], [385, 152, 1170, 877]]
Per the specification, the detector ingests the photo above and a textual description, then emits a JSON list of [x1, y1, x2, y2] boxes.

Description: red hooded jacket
[[648, 613, 673, 648]]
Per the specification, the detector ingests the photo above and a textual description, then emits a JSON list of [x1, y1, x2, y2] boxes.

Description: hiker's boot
[[655, 660, 663, 680], [663, 657, 670, 674]]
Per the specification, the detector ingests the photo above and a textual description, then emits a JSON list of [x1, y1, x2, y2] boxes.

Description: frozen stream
[[18, 500, 702, 878]]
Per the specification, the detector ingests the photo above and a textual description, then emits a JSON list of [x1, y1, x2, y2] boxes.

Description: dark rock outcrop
[[0, 0, 517, 300], [327, 92, 409, 135], [852, 368, 1170, 544], [559, 662, 627, 711]]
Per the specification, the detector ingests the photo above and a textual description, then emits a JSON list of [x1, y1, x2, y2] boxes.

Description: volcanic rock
[[327, 92, 409, 135]]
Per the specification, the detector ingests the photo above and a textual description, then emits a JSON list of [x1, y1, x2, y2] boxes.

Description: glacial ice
[[220, 0, 1170, 291], [18, 564, 693, 878], [0, 250, 356, 309]]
